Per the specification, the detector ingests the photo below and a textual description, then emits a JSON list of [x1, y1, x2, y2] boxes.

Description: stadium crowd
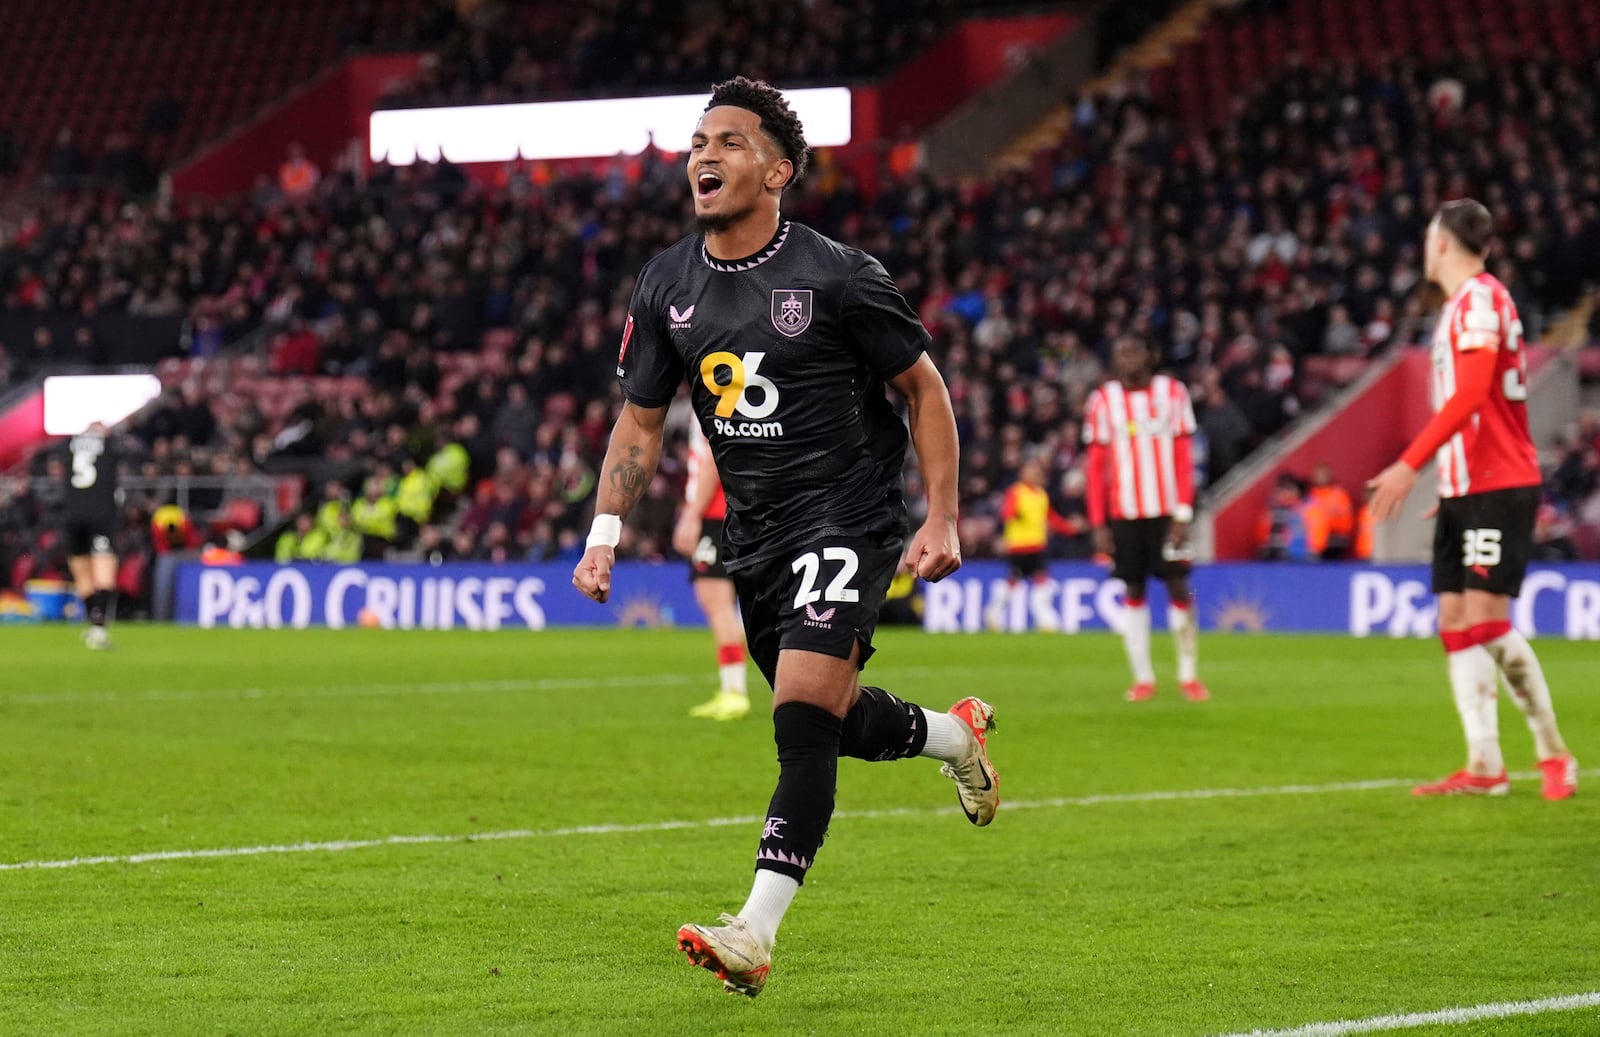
[[374, 0, 1023, 107], [3, 40, 1600, 608]]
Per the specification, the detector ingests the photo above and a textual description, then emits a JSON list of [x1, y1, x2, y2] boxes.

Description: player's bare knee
[[773, 649, 859, 717], [1462, 590, 1511, 627], [772, 681, 855, 718], [1436, 592, 1468, 631]]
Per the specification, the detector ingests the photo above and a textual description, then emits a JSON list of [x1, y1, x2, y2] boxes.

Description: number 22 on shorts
[[791, 547, 860, 609]]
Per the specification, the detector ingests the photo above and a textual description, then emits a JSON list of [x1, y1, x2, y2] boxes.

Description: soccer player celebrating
[[572, 77, 999, 997], [1368, 199, 1577, 800], [62, 421, 121, 650], [1083, 334, 1207, 703], [672, 421, 751, 720]]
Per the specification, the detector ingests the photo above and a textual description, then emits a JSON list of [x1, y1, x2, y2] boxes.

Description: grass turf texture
[[0, 626, 1596, 1037]]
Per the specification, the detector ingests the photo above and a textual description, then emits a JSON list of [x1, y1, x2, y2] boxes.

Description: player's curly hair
[[705, 76, 810, 191]]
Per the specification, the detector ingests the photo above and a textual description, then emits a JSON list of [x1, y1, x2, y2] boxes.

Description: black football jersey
[[619, 221, 930, 572], [64, 431, 119, 517]]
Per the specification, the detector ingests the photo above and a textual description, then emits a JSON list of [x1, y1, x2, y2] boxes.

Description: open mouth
[[697, 171, 724, 200]]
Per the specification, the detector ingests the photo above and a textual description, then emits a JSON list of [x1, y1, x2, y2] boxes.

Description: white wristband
[[586, 514, 622, 550], [1172, 504, 1194, 523]]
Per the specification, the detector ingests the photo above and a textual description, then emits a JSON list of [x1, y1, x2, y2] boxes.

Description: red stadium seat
[[0, 0, 364, 176], [116, 554, 147, 598], [11, 554, 34, 591], [220, 498, 263, 533]]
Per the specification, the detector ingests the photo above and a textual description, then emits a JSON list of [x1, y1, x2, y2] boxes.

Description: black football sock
[[838, 685, 929, 761], [87, 590, 108, 628], [755, 702, 841, 885]]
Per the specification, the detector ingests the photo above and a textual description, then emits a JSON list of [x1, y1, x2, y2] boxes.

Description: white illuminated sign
[[42, 374, 163, 435], [370, 87, 852, 165]]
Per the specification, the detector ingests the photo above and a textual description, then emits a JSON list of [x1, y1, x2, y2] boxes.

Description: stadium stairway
[[1544, 296, 1596, 351], [979, 0, 1215, 175], [922, 2, 1115, 178]]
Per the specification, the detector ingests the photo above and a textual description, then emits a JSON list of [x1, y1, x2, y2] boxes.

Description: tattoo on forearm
[[607, 446, 649, 509]]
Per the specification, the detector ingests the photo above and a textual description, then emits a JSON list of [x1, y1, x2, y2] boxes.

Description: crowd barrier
[[169, 561, 1600, 640]]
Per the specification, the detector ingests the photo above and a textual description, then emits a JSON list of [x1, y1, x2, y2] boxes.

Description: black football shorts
[[64, 515, 117, 557], [732, 533, 903, 688], [1008, 549, 1047, 581], [1110, 516, 1190, 586], [689, 518, 730, 581], [1432, 486, 1538, 597]]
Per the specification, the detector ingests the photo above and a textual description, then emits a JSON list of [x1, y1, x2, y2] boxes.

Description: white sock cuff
[[920, 708, 969, 765], [1446, 645, 1503, 773], [739, 870, 799, 951], [1485, 628, 1566, 759], [718, 662, 748, 695], [1121, 602, 1155, 684], [1169, 602, 1198, 683]]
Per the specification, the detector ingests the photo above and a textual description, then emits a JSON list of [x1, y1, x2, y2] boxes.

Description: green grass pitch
[[1, 626, 1596, 1036]]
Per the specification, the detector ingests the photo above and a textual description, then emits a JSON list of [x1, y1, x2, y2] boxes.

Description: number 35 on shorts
[[1462, 528, 1501, 568]]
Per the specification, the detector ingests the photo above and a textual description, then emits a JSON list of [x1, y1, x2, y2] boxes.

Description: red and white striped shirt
[[1418, 272, 1540, 498], [686, 421, 727, 520], [1082, 375, 1197, 525]]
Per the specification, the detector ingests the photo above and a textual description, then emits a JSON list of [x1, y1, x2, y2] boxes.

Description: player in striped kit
[[1368, 199, 1577, 800], [1083, 334, 1208, 703], [673, 421, 751, 719]]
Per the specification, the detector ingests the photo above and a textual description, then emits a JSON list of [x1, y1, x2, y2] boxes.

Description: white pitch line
[[5, 769, 1592, 873], [0, 673, 699, 705], [1210, 990, 1600, 1036], [0, 665, 984, 706]]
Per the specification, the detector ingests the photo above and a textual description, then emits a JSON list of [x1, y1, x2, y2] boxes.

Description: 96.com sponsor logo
[[701, 350, 784, 437], [712, 417, 785, 438]]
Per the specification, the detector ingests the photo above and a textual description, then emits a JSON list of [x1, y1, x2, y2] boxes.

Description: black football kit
[[63, 431, 120, 556], [619, 220, 930, 682]]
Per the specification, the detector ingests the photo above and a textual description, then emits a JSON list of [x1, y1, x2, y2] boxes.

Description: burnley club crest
[[770, 289, 813, 338]]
